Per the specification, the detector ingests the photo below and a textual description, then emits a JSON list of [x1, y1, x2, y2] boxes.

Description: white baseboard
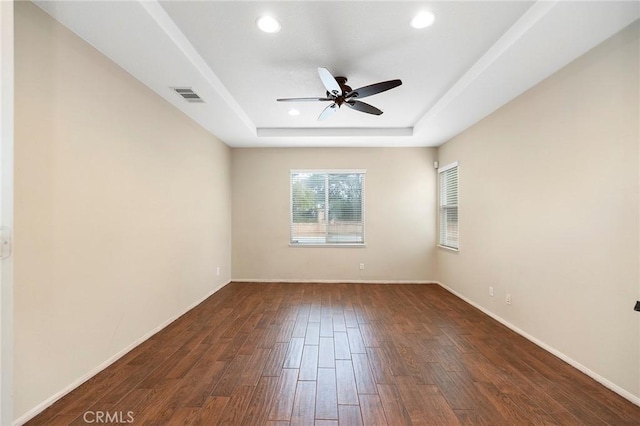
[[232, 279, 436, 284], [14, 280, 231, 426], [435, 281, 640, 408]]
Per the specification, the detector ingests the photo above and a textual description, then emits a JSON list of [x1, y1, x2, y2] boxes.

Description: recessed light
[[411, 11, 435, 29], [288, 109, 300, 116], [257, 15, 281, 33]]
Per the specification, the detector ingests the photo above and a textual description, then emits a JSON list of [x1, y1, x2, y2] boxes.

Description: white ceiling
[[35, 1, 639, 148]]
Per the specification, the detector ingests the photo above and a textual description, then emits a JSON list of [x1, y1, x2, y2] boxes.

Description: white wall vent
[[171, 87, 205, 103]]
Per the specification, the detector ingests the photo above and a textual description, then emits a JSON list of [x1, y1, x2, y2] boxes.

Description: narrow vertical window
[[438, 162, 458, 250], [291, 170, 365, 245]]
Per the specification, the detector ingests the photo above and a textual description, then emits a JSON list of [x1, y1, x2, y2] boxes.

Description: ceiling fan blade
[[318, 103, 339, 121], [346, 100, 383, 115], [317, 67, 342, 96], [346, 79, 402, 99], [277, 97, 333, 102]]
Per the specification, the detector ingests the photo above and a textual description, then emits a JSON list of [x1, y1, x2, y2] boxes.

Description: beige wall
[[437, 22, 639, 399], [232, 148, 437, 282], [14, 2, 232, 420]]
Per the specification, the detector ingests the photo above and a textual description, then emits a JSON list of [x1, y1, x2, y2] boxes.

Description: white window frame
[[438, 161, 459, 251], [290, 169, 366, 247]]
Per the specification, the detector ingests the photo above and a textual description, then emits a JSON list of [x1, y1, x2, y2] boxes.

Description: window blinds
[[439, 162, 459, 249], [291, 171, 365, 245]]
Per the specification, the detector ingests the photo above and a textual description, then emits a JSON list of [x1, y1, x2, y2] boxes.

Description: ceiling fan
[[277, 67, 402, 121]]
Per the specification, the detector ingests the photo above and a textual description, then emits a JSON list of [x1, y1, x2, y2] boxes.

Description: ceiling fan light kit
[[277, 67, 402, 121]]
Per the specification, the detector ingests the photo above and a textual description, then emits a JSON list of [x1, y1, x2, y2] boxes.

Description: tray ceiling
[[35, 1, 639, 147]]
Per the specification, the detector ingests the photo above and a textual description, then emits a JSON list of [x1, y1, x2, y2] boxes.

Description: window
[[291, 170, 365, 245], [438, 162, 458, 250]]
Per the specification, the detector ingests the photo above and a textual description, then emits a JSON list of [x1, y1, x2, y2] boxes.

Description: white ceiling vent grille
[[171, 87, 205, 103]]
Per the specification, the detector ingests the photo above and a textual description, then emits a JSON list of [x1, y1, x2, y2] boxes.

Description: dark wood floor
[[27, 282, 640, 425]]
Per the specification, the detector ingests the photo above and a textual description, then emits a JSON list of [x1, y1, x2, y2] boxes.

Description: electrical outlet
[[506, 294, 512, 305], [216, 266, 220, 276], [359, 263, 365, 270], [489, 286, 494, 297]]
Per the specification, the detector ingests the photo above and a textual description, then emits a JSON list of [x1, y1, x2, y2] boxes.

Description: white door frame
[[0, 0, 14, 424]]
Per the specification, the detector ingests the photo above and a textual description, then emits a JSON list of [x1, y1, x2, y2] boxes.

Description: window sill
[[289, 243, 366, 248], [438, 245, 459, 252]]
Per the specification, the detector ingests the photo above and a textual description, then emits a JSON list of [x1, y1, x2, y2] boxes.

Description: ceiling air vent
[[171, 87, 205, 103]]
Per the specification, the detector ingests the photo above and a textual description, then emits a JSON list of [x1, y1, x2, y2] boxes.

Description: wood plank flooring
[[27, 283, 640, 425]]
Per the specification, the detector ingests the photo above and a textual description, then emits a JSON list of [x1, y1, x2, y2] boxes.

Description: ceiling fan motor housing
[[326, 77, 352, 107], [327, 76, 352, 100]]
